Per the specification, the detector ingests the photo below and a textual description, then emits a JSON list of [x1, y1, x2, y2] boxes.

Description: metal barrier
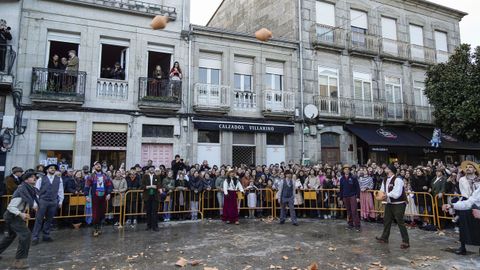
[[202, 189, 275, 218], [122, 189, 204, 225], [435, 193, 463, 230], [274, 189, 347, 218]]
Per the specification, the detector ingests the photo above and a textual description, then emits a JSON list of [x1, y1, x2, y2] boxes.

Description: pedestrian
[[276, 170, 298, 226], [376, 164, 410, 249], [125, 169, 141, 226], [84, 161, 113, 237], [358, 167, 375, 222], [245, 178, 258, 219], [5, 167, 24, 195], [189, 171, 203, 220], [0, 173, 38, 269], [32, 164, 64, 246], [175, 171, 189, 220], [111, 170, 127, 226], [339, 164, 361, 231], [215, 169, 226, 217], [222, 169, 244, 225], [162, 170, 175, 222], [141, 166, 162, 231]]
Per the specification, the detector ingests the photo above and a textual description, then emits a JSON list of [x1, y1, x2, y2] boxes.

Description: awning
[[192, 117, 295, 134], [416, 128, 480, 153], [345, 125, 430, 149]]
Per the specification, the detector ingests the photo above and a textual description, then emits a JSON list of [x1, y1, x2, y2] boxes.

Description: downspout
[[297, 0, 305, 163], [186, 24, 193, 161], [181, 0, 186, 30]]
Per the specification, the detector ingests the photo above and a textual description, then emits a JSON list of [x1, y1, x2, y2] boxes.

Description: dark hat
[[12, 167, 24, 174], [82, 165, 90, 171], [146, 165, 155, 170], [22, 172, 37, 181], [134, 164, 141, 168], [284, 170, 293, 175], [44, 164, 59, 172], [93, 161, 101, 166], [386, 164, 397, 175]]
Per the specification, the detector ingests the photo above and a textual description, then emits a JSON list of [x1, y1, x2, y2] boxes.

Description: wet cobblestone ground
[[0, 219, 478, 270]]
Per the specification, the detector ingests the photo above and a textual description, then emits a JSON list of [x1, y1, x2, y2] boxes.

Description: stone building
[[209, 0, 477, 164], [0, 0, 299, 170]]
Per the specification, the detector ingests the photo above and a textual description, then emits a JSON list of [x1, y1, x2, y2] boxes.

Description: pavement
[[0, 218, 478, 270]]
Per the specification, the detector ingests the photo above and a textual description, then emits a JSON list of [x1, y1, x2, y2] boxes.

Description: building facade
[[0, 0, 300, 171], [209, 0, 478, 165]]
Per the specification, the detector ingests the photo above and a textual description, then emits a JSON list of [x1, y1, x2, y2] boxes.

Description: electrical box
[[1, 116, 15, 129]]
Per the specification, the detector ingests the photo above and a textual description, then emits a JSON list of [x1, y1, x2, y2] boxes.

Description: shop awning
[[416, 128, 480, 153], [345, 125, 430, 149], [192, 117, 295, 134]]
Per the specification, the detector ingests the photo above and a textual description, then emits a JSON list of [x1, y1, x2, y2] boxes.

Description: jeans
[[190, 201, 199, 220], [280, 197, 297, 224], [32, 200, 57, 240], [163, 201, 172, 220], [216, 191, 224, 215]]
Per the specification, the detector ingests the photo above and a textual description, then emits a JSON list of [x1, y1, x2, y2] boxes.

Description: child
[[404, 178, 418, 226], [245, 178, 259, 219], [0, 173, 38, 269]]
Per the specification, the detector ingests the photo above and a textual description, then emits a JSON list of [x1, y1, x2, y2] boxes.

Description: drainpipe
[[186, 24, 193, 161], [297, 0, 305, 163], [181, 0, 186, 30]]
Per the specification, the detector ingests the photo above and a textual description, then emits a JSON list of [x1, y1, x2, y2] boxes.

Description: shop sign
[[193, 119, 294, 134], [372, 147, 388, 152], [376, 128, 397, 139]]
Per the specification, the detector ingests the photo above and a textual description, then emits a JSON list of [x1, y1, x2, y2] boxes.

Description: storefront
[[192, 117, 295, 166], [37, 120, 76, 168], [91, 123, 128, 169]]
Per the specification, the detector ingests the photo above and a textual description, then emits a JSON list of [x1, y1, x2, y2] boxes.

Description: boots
[[12, 259, 29, 269]]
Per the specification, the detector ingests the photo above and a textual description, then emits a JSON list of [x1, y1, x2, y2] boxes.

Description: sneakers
[[12, 259, 29, 269], [133, 219, 137, 225], [93, 230, 99, 237], [375, 236, 388, 243], [164, 218, 170, 222], [114, 222, 119, 226], [126, 219, 131, 225]]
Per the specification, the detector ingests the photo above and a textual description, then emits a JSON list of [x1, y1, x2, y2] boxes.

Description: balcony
[[52, 0, 177, 19], [314, 96, 433, 124], [138, 77, 181, 112], [380, 38, 409, 60], [233, 90, 257, 111], [30, 68, 86, 105], [97, 78, 128, 100], [312, 24, 345, 51], [347, 32, 379, 56], [262, 90, 295, 117], [410, 45, 436, 64], [436, 50, 450, 63], [193, 83, 230, 114], [0, 45, 16, 93]]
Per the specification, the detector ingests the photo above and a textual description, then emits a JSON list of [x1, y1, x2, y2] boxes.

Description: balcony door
[[144, 48, 173, 99], [353, 72, 373, 118], [265, 62, 284, 111], [385, 76, 403, 120], [199, 54, 222, 106], [318, 67, 339, 115], [381, 17, 398, 55]]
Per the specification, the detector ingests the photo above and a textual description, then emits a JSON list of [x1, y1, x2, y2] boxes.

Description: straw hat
[[342, 164, 351, 169], [460, 161, 479, 174]]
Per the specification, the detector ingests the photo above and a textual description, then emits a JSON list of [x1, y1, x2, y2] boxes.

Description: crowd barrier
[[122, 189, 204, 225], [202, 189, 275, 218], [0, 189, 450, 229], [435, 193, 463, 230]]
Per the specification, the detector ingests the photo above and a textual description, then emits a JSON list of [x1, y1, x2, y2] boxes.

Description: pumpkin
[[255, 28, 273, 42], [150, 15, 169, 30]]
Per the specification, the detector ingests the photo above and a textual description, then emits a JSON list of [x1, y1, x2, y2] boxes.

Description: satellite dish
[[304, 104, 318, 119]]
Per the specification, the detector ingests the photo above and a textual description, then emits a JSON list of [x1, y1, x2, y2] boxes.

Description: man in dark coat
[[141, 166, 162, 231]]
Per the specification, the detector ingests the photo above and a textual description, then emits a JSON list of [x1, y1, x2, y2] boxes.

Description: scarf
[[12, 183, 39, 208]]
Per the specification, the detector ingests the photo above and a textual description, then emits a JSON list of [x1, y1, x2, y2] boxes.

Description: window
[[198, 130, 220, 143], [234, 57, 253, 92], [435, 31, 449, 63], [233, 132, 255, 145], [267, 133, 284, 145], [318, 67, 339, 114], [353, 72, 373, 118], [37, 120, 76, 167], [142, 125, 174, 138], [409, 25, 424, 59], [316, 1, 335, 42], [100, 41, 129, 80], [385, 76, 403, 119], [350, 9, 368, 46], [234, 74, 252, 91], [381, 17, 398, 55], [265, 62, 284, 91], [413, 81, 428, 106]]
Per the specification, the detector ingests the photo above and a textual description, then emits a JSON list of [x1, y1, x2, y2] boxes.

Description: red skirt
[[92, 195, 107, 225], [222, 191, 238, 223]]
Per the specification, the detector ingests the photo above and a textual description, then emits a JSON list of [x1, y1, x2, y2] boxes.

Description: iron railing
[[138, 77, 181, 103], [0, 44, 16, 75], [31, 67, 86, 100]]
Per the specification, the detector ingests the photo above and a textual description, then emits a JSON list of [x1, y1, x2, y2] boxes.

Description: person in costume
[[84, 161, 113, 237], [0, 173, 38, 269], [141, 166, 162, 231], [376, 164, 410, 249], [276, 170, 298, 226], [32, 164, 64, 245], [222, 169, 244, 224]]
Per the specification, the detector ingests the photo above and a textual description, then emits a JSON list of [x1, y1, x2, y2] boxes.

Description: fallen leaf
[[191, 260, 202, 266], [176, 257, 188, 267], [270, 265, 276, 269], [294, 246, 301, 251], [283, 256, 289, 260], [308, 262, 318, 270]]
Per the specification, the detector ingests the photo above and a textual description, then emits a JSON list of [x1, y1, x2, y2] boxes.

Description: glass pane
[[233, 132, 255, 145], [211, 69, 220, 85], [394, 86, 402, 103], [234, 74, 241, 90], [265, 74, 273, 89], [267, 134, 284, 145], [363, 82, 372, 100], [199, 68, 208, 84], [198, 130, 220, 143], [319, 75, 328, 96], [330, 77, 338, 98], [244, 75, 252, 91], [385, 84, 393, 102], [275, 75, 282, 90], [354, 80, 363, 99], [413, 90, 421, 105], [321, 133, 340, 147]]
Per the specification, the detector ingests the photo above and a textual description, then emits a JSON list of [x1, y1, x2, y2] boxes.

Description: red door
[[141, 144, 173, 168]]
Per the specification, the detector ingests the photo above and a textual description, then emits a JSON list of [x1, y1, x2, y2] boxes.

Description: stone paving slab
[[0, 219, 478, 270]]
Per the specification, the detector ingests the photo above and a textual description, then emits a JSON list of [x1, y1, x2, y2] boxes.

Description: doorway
[[91, 150, 126, 171]]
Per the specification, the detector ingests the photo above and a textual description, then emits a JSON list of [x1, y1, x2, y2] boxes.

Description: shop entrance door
[[91, 150, 126, 171]]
